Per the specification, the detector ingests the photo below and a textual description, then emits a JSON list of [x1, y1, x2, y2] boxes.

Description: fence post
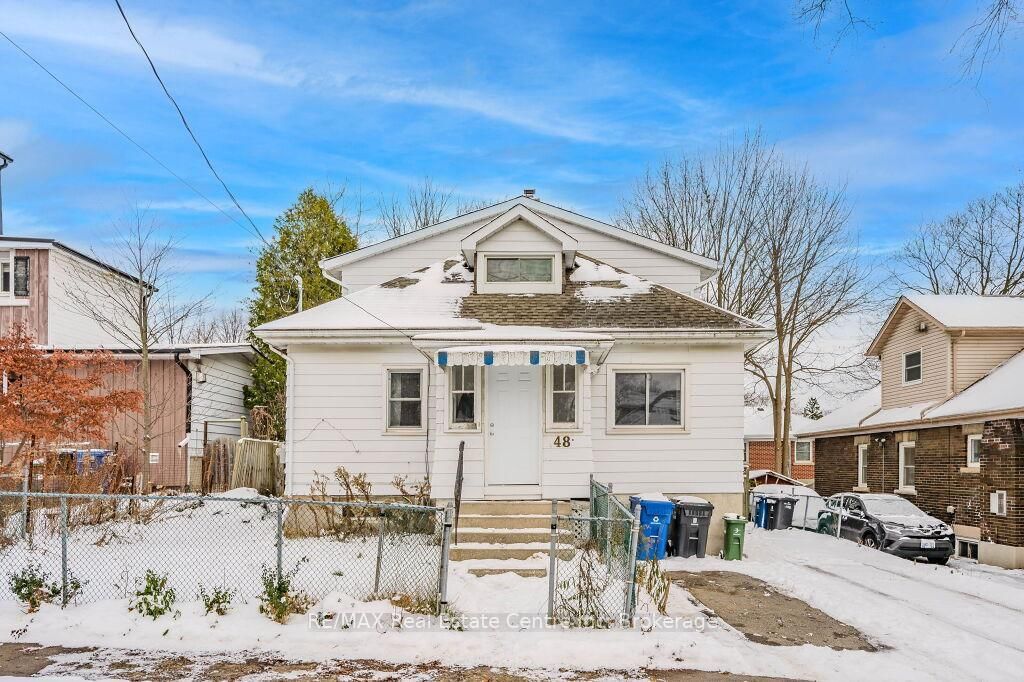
[[624, 506, 641, 623], [802, 494, 808, 530], [546, 500, 558, 622], [275, 500, 284, 582], [437, 503, 454, 614], [60, 495, 69, 607], [373, 507, 387, 595], [836, 509, 842, 537], [20, 466, 29, 539]]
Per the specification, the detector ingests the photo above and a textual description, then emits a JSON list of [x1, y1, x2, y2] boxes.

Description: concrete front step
[[451, 544, 574, 561], [467, 567, 547, 578], [455, 528, 566, 544], [459, 501, 571, 516], [457, 514, 550, 529]]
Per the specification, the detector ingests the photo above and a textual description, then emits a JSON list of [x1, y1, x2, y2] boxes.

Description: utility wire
[[0, 29, 265, 246], [113, 0, 267, 246]]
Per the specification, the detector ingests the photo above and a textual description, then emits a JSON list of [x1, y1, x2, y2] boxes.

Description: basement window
[[957, 539, 979, 561]]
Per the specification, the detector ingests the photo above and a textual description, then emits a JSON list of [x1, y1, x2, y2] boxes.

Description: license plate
[[921, 539, 936, 549]]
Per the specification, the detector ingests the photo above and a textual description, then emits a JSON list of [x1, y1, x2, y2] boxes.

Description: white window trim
[[476, 252, 562, 295], [383, 366, 428, 435], [856, 443, 869, 489], [546, 364, 581, 432], [606, 365, 688, 434], [897, 440, 916, 494], [793, 440, 813, 464], [902, 348, 923, 386], [445, 365, 481, 433], [966, 433, 982, 468]]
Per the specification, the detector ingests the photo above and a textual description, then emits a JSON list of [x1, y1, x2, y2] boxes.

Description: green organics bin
[[723, 514, 746, 561]]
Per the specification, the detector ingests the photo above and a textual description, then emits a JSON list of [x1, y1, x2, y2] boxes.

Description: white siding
[[47, 248, 131, 348], [341, 215, 705, 294], [285, 339, 746, 499], [187, 353, 253, 458], [476, 219, 561, 252]]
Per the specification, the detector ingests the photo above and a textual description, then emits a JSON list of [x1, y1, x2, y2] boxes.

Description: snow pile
[[571, 256, 653, 302]]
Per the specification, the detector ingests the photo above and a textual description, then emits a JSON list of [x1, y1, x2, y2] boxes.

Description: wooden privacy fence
[[230, 438, 283, 496], [198, 439, 235, 494]]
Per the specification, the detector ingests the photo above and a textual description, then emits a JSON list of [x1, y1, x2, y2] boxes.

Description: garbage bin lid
[[673, 495, 710, 505]]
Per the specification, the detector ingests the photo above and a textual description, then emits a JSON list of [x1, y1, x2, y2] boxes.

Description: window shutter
[[13, 256, 29, 296]]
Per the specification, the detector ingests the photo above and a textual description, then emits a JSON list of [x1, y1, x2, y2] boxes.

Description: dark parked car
[[817, 493, 955, 564]]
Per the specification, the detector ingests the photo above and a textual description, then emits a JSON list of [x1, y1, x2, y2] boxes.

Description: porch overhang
[[436, 345, 588, 367]]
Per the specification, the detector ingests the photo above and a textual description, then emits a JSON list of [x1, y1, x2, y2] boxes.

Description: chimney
[[522, 188, 536, 199], [0, 151, 11, 236]]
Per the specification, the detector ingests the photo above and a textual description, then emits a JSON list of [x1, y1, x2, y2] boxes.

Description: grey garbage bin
[[773, 495, 797, 530], [671, 496, 715, 558]]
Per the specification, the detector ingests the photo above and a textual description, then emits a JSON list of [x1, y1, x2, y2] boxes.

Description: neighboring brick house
[[744, 407, 815, 485], [799, 294, 1024, 568]]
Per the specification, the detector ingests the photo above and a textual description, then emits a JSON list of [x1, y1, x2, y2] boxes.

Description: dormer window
[[485, 257, 553, 283]]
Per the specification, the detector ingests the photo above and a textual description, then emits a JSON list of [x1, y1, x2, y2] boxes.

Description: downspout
[[174, 352, 193, 489], [264, 342, 295, 496]]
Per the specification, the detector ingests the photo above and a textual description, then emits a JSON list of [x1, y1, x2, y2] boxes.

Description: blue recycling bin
[[629, 495, 675, 560], [754, 496, 780, 529]]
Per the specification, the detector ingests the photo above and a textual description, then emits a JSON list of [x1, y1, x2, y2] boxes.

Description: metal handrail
[[452, 440, 465, 544]]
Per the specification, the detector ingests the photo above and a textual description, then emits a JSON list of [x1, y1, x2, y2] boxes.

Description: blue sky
[[1, 0, 1023, 307]]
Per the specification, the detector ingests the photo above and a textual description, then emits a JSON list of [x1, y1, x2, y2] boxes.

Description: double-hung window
[[903, 350, 922, 384], [898, 441, 916, 490], [548, 364, 578, 429], [386, 368, 425, 431], [448, 365, 477, 429], [0, 258, 9, 294], [794, 441, 812, 464], [966, 434, 982, 467], [857, 443, 868, 488], [611, 368, 684, 429]]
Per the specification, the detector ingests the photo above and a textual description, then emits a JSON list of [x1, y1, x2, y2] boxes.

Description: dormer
[[460, 204, 577, 295]]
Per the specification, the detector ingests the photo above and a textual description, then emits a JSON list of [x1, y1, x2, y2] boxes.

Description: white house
[[255, 194, 770, 524]]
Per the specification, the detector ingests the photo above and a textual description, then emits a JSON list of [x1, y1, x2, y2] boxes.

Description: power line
[[113, 0, 267, 245], [0, 29, 265, 245]]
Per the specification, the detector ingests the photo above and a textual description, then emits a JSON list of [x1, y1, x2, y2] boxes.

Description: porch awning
[[436, 345, 588, 367]]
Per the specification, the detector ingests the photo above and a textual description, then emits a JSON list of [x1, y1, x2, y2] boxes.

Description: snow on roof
[[570, 258, 653, 301], [744, 407, 814, 440], [795, 387, 881, 436], [413, 327, 612, 342], [926, 349, 1024, 419], [906, 294, 1024, 328]]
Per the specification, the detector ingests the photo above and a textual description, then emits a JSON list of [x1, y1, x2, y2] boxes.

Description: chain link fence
[[0, 492, 451, 613], [546, 479, 640, 628]]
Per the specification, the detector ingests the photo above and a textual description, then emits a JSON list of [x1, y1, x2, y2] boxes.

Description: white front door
[[486, 366, 541, 486]]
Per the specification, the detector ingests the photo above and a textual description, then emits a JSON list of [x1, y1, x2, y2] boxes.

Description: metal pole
[[802, 494, 808, 531], [437, 503, 454, 613], [624, 506, 641, 623], [276, 500, 284, 582], [20, 466, 29, 538], [60, 495, 69, 607], [373, 507, 387, 594], [546, 500, 558, 622]]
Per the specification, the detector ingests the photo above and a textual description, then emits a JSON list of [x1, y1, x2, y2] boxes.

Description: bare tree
[[60, 208, 210, 484], [894, 180, 1024, 296], [376, 177, 493, 239], [618, 132, 872, 475], [794, 0, 1021, 81], [186, 307, 250, 344]]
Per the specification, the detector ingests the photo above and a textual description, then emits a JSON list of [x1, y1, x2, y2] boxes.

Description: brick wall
[[981, 420, 1023, 547], [746, 440, 815, 481]]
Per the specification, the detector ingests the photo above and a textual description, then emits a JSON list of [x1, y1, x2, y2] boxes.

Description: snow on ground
[[4, 524, 1023, 680]]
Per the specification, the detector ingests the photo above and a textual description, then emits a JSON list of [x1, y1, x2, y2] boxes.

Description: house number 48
[[553, 435, 572, 448]]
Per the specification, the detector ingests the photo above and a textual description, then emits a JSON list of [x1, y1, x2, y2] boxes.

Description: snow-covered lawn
[[2, 526, 1022, 680]]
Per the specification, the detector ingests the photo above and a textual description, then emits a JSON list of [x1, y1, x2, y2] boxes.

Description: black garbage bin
[[773, 495, 797, 530], [670, 496, 715, 558]]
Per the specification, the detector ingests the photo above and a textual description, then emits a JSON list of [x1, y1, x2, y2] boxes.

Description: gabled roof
[[0, 235, 146, 287], [867, 294, 1024, 355], [319, 195, 718, 279], [256, 253, 767, 340], [460, 204, 577, 263]]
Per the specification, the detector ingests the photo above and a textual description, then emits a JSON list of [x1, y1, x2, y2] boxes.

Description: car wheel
[[861, 533, 879, 549]]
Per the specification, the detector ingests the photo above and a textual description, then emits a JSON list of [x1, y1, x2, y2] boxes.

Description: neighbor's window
[[387, 369, 424, 430], [549, 364, 578, 428], [486, 257, 553, 283], [991, 490, 1007, 516], [898, 441, 916, 489], [857, 443, 868, 488], [613, 370, 683, 427], [0, 259, 9, 294], [903, 350, 922, 384], [966, 434, 982, 467], [794, 441, 812, 463], [449, 365, 477, 426]]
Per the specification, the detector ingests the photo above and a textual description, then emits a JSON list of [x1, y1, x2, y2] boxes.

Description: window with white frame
[[857, 443, 868, 488], [991, 490, 1007, 516], [794, 441, 812, 463], [485, 256, 553, 283], [903, 350, 922, 384], [966, 434, 982, 467], [898, 441, 916, 490], [612, 369, 684, 428], [548, 364, 578, 429], [386, 368, 425, 431], [0, 252, 10, 294], [448, 365, 477, 428]]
